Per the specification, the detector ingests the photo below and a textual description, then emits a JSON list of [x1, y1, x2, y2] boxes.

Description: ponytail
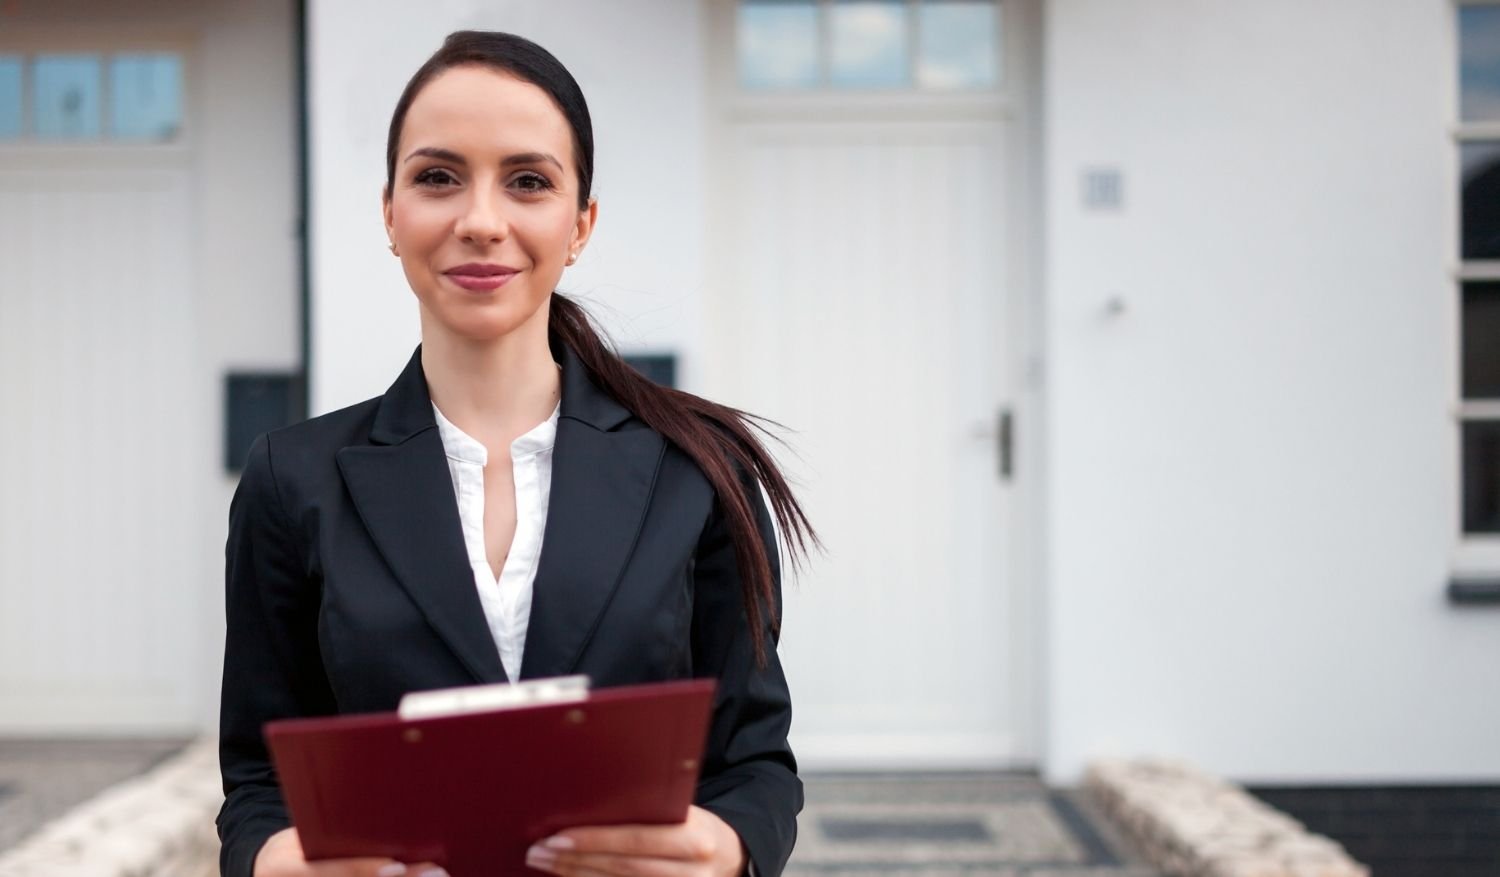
[[548, 293, 818, 665]]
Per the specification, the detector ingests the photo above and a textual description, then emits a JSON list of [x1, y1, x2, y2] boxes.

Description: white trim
[[1455, 538, 1500, 575], [728, 91, 1012, 124], [1460, 400, 1500, 419], [1454, 261, 1500, 280], [1454, 123, 1500, 140]]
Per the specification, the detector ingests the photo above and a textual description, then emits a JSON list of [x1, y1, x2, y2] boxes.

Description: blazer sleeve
[[217, 433, 336, 877], [691, 472, 802, 877]]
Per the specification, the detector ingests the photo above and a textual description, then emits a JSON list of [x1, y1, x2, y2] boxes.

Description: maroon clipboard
[[264, 679, 716, 876]]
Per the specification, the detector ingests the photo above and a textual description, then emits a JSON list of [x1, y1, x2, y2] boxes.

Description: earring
[[566, 251, 577, 265], [388, 243, 399, 256]]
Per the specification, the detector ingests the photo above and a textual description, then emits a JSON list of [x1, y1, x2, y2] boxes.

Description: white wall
[[308, 0, 707, 412], [1043, 0, 1497, 782]]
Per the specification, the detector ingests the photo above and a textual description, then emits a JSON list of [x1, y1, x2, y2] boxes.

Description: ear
[[570, 197, 598, 255], [381, 185, 395, 243]]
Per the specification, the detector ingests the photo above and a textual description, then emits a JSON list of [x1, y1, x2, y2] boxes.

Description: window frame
[[0, 27, 193, 155], [1453, 0, 1500, 575], [735, 0, 1004, 96]]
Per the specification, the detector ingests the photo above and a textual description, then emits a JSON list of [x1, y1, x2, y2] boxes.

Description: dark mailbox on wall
[[623, 353, 677, 389], [225, 372, 305, 473]]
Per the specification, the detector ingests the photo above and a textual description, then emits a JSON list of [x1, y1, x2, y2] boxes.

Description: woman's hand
[[524, 805, 747, 877], [253, 827, 449, 877]]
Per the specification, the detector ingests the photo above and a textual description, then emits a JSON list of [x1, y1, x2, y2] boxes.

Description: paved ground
[[787, 773, 1159, 877], [0, 739, 1159, 876], [0, 737, 191, 850]]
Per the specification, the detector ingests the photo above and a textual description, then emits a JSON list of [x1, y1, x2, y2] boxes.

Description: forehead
[[400, 65, 573, 162]]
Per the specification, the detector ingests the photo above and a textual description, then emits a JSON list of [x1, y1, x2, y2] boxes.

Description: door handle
[[968, 408, 1014, 481], [997, 408, 1013, 481]]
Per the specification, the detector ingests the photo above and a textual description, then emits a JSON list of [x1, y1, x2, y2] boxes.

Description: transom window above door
[[737, 0, 1000, 91], [0, 51, 184, 142]]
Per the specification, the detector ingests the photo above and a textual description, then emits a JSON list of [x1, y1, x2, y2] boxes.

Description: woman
[[217, 30, 814, 877]]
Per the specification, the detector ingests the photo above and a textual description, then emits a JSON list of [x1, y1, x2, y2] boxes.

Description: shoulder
[[268, 394, 381, 456], [239, 395, 384, 500]]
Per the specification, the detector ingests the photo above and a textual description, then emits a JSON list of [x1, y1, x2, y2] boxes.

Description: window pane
[[739, 1, 820, 89], [109, 53, 183, 140], [1463, 420, 1500, 535], [830, 0, 909, 88], [1462, 141, 1500, 260], [1465, 282, 1500, 399], [34, 54, 101, 139], [917, 0, 998, 89], [0, 55, 21, 138], [1461, 5, 1500, 122]]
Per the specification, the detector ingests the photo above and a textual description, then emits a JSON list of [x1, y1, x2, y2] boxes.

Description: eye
[[511, 171, 554, 194], [414, 167, 457, 188]]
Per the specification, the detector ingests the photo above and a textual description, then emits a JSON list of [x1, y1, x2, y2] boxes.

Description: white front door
[[0, 3, 303, 734], [0, 164, 202, 731], [704, 2, 1032, 768]]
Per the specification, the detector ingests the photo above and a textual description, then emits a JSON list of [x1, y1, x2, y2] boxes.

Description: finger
[[527, 850, 699, 877], [542, 824, 710, 861], [537, 865, 613, 877], [395, 862, 450, 877], [316, 860, 447, 877], [302, 857, 403, 876]]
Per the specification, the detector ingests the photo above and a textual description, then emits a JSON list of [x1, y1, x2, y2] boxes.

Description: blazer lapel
[[519, 343, 665, 680], [335, 348, 508, 685]]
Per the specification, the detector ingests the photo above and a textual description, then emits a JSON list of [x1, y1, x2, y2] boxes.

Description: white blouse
[[431, 400, 561, 683]]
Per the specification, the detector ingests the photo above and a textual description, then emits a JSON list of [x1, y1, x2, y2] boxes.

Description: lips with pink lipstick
[[444, 263, 519, 292]]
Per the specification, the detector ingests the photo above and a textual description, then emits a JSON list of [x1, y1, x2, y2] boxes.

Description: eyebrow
[[403, 146, 564, 172]]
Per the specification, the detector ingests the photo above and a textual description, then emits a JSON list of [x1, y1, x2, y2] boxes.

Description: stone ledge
[[1083, 759, 1370, 877], [0, 737, 220, 877]]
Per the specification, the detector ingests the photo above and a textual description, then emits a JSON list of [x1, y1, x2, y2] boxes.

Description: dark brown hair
[[386, 31, 817, 662]]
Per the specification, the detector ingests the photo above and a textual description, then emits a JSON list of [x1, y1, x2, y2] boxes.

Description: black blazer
[[217, 343, 800, 877]]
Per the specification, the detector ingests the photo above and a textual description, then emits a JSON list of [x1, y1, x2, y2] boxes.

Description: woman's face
[[383, 65, 595, 344]]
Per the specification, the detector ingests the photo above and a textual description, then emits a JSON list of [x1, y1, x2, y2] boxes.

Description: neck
[[420, 304, 561, 445]]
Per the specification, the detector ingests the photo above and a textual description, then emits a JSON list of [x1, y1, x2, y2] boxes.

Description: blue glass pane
[[109, 54, 182, 140], [830, 0, 909, 88], [739, 1, 820, 89], [917, 1, 998, 89], [34, 54, 101, 139], [1461, 6, 1500, 122], [0, 56, 21, 138]]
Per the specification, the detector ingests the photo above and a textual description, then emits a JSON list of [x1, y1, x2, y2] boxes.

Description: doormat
[[785, 773, 1160, 877]]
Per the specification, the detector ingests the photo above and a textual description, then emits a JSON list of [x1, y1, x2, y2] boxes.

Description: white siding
[[1042, 0, 1494, 782]]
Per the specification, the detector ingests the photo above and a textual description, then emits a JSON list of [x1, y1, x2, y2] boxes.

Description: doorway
[[702, 0, 1041, 767]]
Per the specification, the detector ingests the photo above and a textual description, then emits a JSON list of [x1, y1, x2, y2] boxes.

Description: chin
[[429, 296, 549, 344]]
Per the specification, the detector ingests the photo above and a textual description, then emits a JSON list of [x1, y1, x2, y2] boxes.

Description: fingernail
[[526, 847, 558, 872], [416, 870, 450, 877], [376, 866, 407, 877], [542, 835, 575, 850], [526, 845, 558, 864]]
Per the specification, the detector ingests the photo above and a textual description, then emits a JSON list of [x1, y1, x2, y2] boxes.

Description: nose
[[453, 181, 509, 245]]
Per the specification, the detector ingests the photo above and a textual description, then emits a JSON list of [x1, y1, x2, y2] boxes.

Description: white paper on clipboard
[[396, 674, 591, 720]]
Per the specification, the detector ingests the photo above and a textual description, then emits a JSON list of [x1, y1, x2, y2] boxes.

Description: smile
[[443, 262, 520, 292]]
